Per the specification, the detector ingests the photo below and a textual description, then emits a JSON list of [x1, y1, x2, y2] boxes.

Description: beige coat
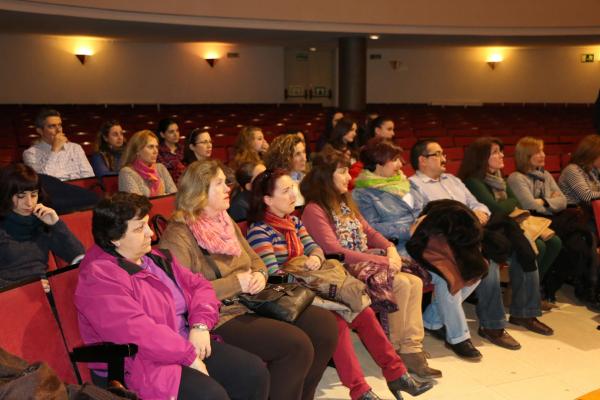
[[159, 220, 268, 328]]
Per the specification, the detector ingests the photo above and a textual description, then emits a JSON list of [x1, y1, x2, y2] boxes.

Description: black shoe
[[425, 326, 446, 341], [357, 389, 383, 400], [387, 372, 434, 400], [444, 339, 482, 361]]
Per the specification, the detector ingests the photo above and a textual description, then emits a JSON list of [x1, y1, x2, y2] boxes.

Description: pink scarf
[[132, 158, 164, 197], [187, 211, 242, 257]]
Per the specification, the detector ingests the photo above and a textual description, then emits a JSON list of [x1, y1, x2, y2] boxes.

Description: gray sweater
[[118, 163, 177, 197], [507, 170, 567, 215]]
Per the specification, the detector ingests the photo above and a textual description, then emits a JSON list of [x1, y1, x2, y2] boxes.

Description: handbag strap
[[198, 245, 222, 279]]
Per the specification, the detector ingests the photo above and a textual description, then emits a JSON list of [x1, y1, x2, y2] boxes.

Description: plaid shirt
[[23, 141, 94, 181]]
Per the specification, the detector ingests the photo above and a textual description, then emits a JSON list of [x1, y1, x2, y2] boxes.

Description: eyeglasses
[[195, 140, 212, 145], [423, 151, 446, 159]]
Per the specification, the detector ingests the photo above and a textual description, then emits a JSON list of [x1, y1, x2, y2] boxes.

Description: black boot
[[387, 372, 434, 400]]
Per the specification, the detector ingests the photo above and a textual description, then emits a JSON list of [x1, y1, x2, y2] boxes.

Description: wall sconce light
[[487, 54, 503, 70], [205, 58, 218, 68], [74, 46, 94, 65]]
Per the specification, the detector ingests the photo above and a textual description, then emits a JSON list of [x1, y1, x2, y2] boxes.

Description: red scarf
[[132, 158, 164, 197], [264, 211, 304, 260]]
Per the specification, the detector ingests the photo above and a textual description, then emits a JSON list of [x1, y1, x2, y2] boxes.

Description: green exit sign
[[581, 53, 595, 63]]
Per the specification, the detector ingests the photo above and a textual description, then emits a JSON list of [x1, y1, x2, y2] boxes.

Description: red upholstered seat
[[0, 279, 78, 383], [47, 265, 92, 383]]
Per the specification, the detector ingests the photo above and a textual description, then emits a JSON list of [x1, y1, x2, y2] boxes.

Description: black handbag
[[198, 246, 315, 323], [238, 283, 315, 323]]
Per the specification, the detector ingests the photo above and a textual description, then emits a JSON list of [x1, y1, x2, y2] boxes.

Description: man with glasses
[[408, 139, 522, 361]]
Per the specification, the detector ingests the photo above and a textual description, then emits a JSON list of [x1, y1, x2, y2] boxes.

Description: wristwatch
[[255, 270, 268, 281], [191, 323, 209, 331]]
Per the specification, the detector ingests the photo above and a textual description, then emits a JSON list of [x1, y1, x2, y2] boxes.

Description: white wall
[[0, 34, 285, 104], [367, 46, 600, 104]]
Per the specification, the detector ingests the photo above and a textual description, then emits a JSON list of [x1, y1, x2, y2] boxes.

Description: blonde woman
[[118, 130, 177, 197], [230, 126, 268, 170], [159, 160, 338, 400]]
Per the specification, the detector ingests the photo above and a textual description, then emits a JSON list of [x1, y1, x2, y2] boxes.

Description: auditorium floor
[[315, 286, 600, 400]]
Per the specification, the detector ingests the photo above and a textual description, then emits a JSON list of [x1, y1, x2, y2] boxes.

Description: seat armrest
[[72, 342, 138, 383]]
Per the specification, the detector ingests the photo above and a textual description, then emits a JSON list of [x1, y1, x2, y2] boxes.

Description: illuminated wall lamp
[[205, 58, 218, 68], [74, 47, 94, 65], [487, 54, 503, 70]]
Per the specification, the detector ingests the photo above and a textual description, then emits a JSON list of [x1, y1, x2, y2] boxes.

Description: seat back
[[0, 279, 78, 384], [149, 194, 176, 220], [55, 209, 94, 269], [47, 265, 92, 383]]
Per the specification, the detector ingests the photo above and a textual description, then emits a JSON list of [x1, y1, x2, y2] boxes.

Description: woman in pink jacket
[[75, 192, 269, 400]]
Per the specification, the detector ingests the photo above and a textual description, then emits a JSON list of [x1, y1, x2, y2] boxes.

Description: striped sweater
[[247, 216, 324, 276], [558, 164, 600, 205]]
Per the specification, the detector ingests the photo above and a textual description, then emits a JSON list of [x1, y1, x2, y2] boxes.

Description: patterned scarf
[[354, 169, 411, 198], [263, 211, 304, 261], [483, 170, 507, 201], [132, 158, 164, 197], [186, 211, 242, 257], [332, 202, 368, 252]]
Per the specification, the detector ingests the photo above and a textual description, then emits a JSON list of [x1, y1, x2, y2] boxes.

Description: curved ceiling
[[2, 0, 600, 47]]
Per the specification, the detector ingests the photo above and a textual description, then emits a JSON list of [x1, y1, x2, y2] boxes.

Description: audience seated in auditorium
[[90, 120, 125, 177], [246, 168, 434, 398], [459, 137, 562, 305], [183, 128, 213, 164], [300, 148, 441, 379], [325, 118, 359, 163], [316, 109, 344, 151], [353, 138, 425, 254], [23, 109, 94, 181], [118, 130, 177, 197], [158, 160, 338, 400], [157, 118, 186, 183], [264, 133, 308, 206], [0, 164, 84, 288], [75, 192, 269, 400], [228, 161, 265, 222], [229, 126, 269, 170], [410, 140, 553, 358]]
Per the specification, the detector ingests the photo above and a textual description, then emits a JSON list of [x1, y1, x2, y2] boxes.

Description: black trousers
[[214, 306, 338, 400], [178, 340, 270, 400]]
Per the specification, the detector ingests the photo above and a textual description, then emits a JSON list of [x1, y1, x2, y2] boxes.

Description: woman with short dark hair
[[76, 192, 269, 400], [159, 160, 338, 400], [0, 163, 84, 287]]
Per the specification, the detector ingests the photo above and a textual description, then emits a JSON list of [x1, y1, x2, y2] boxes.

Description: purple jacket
[[75, 245, 221, 400]]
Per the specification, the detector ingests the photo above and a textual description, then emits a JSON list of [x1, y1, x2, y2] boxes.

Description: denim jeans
[[476, 256, 541, 327], [423, 271, 480, 345]]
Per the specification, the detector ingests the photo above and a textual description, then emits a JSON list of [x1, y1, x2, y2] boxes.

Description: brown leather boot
[[399, 351, 442, 379]]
